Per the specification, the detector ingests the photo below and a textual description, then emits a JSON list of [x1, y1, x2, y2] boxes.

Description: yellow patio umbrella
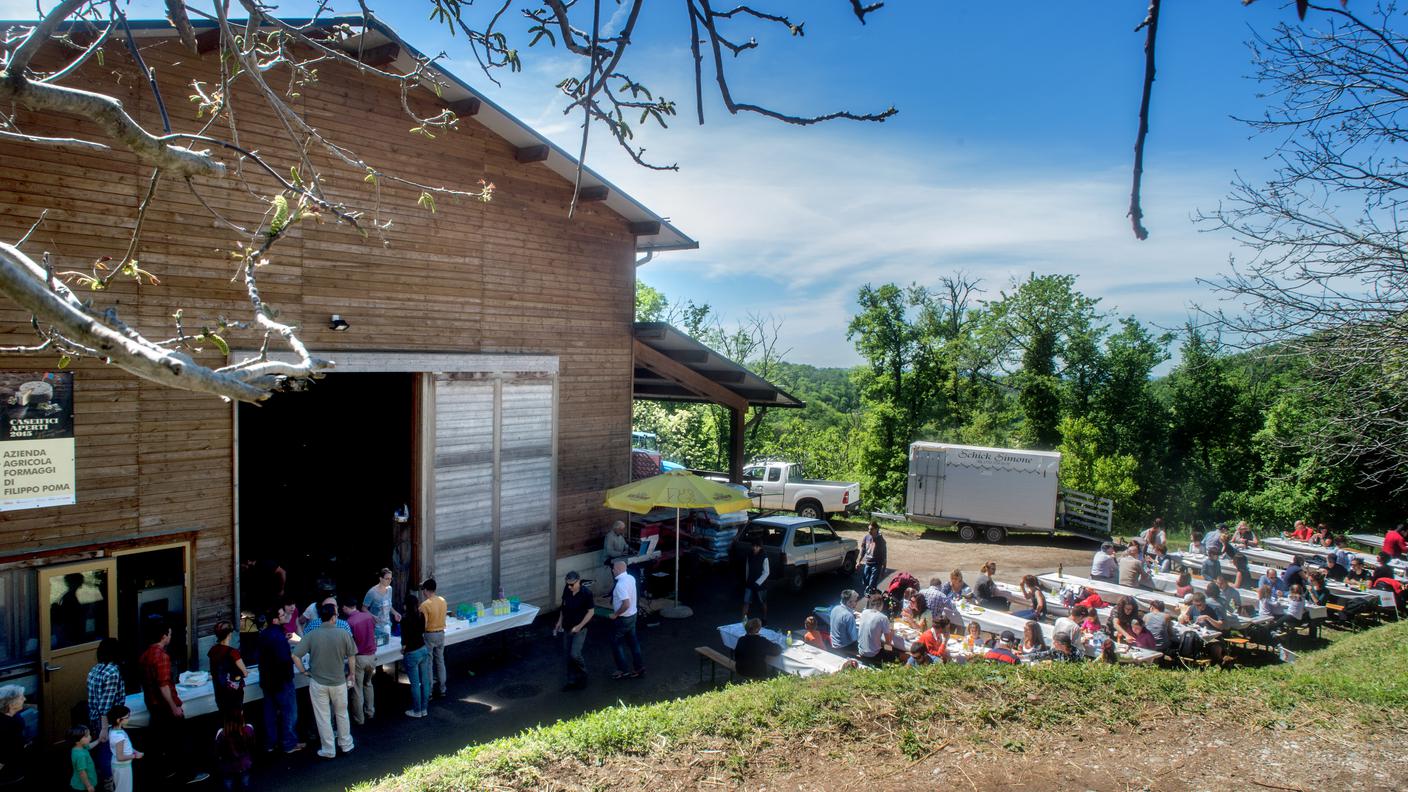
[[603, 470, 754, 618]]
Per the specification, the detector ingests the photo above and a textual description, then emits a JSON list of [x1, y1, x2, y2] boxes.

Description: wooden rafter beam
[[577, 185, 609, 203], [633, 339, 747, 414], [628, 220, 661, 236], [515, 144, 550, 163], [448, 98, 481, 118], [351, 42, 400, 68]]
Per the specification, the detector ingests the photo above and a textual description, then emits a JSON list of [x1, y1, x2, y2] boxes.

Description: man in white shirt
[[608, 560, 644, 679], [1090, 542, 1118, 580], [855, 593, 894, 664]]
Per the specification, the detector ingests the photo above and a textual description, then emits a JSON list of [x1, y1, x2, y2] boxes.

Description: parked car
[[734, 460, 862, 520], [731, 515, 858, 591]]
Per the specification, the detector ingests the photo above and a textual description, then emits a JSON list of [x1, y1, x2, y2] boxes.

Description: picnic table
[[952, 603, 1163, 664], [1034, 573, 1238, 638], [126, 605, 539, 727], [1261, 537, 1408, 574], [1146, 571, 1314, 622], [1175, 552, 1396, 609], [1347, 533, 1385, 550], [716, 622, 851, 677], [991, 580, 1230, 638]]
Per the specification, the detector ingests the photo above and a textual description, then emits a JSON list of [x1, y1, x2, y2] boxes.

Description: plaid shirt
[[140, 643, 181, 710], [86, 662, 123, 725]]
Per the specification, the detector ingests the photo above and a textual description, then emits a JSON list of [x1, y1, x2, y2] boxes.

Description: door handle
[[43, 662, 62, 681]]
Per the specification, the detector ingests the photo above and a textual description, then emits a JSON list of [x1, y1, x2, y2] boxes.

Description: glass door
[[37, 559, 116, 745]]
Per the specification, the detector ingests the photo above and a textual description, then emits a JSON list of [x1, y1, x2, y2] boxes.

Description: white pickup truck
[[738, 460, 862, 520]]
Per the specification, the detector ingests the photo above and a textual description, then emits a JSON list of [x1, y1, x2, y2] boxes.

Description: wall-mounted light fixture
[[329, 314, 350, 331]]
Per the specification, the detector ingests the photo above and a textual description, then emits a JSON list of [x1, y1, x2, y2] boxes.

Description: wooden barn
[[0, 15, 694, 739]]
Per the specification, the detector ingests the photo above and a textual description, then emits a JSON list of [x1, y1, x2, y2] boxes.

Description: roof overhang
[[4, 15, 697, 253], [633, 322, 803, 410]]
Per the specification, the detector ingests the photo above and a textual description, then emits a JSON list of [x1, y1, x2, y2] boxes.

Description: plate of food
[[177, 671, 210, 688]]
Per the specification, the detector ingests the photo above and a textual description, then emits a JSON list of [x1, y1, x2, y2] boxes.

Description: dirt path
[[832, 521, 1097, 588]]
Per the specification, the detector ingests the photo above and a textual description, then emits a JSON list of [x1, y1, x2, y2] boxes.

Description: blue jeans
[[611, 615, 643, 673], [861, 563, 884, 593], [405, 646, 431, 712], [261, 680, 299, 752], [563, 629, 588, 684]]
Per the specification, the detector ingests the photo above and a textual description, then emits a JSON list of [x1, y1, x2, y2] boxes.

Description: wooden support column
[[729, 407, 746, 485]]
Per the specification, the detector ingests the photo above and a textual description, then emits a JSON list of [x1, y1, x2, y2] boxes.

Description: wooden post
[[729, 406, 745, 484]]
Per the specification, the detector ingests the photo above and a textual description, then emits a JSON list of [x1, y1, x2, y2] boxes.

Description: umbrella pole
[[662, 506, 693, 619]]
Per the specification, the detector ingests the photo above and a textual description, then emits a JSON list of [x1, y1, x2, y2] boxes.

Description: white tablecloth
[[717, 624, 852, 677], [126, 605, 540, 727]]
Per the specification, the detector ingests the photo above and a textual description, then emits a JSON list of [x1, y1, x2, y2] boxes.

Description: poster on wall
[[0, 371, 76, 511]]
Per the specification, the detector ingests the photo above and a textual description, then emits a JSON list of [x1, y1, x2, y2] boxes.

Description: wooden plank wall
[[0, 34, 638, 631]]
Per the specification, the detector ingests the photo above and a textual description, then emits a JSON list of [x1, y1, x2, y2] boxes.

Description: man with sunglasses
[[554, 571, 595, 690]]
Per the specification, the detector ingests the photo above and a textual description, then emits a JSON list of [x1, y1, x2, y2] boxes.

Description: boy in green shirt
[[68, 725, 96, 792]]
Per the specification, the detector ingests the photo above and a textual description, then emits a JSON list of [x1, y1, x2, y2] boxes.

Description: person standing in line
[[554, 571, 594, 691], [418, 579, 449, 698], [400, 594, 431, 718], [363, 568, 401, 646], [858, 522, 887, 593], [68, 725, 97, 792], [292, 602, 358, 760], [608, 560, 645, 679], [105, 705, 141, 792], [139, 622, 208, 784], [341, 599, 378, 725], [742, 541, 770, 625], [213, 709, 255, 791], [85, 637, 124, 787], [256, 607, 304, 753], [208, 620, 249, 716]]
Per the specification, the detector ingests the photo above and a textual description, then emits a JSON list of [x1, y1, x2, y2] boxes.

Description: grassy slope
[[360, 620, 1408, 791]]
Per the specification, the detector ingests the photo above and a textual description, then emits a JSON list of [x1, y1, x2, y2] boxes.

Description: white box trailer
[[904, 442, 1112, 543]]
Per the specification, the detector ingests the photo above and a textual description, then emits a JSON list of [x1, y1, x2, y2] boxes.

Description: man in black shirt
[[1323, 554, 1348, 582], [733, 618, 780, 680], [1372, 552, 1397, 584], [555, 571, 595, 690]]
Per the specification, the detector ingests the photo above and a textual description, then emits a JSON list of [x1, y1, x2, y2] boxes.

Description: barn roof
[[633, 322, 804, 410], [11, 14, 697, 254]]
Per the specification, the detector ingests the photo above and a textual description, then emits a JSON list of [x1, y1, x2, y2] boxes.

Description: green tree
[[976, 274, 1104, 449]]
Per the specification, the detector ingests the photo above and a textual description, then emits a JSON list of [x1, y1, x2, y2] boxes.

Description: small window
[[791, 526, 814, 547], [744, 526, 787, 547], [814, 525, 839, 544], [0, 568, 37, 669], [767, 467, 782, 482], [788, 463, 805, 481]]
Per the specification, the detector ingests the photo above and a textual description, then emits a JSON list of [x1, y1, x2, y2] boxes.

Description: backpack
[[886, 572, 919, 597], [1175, 630, 1203, 659]]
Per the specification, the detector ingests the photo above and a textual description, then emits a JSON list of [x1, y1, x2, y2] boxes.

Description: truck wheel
[[796, 500, 825, 520], [958, 524, 978, 542], [788, 565, 807, 591], [840, 552, 857, 576], [984, 526, 1007, 544]]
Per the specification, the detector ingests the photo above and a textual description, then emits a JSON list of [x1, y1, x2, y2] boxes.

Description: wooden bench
[[696, 646, 735, 685]]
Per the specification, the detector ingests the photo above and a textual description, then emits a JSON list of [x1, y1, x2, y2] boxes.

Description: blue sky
[[6, 1, 1302, 367]]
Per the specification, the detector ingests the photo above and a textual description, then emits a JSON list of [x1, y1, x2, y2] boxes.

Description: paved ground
[[148, 528, 1100, 792]]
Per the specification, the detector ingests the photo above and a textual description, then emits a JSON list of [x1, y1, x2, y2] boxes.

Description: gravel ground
[[832, 521, 1099, 589]]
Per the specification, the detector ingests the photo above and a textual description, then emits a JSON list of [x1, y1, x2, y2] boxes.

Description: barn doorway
[[236, 373, 416, 620]]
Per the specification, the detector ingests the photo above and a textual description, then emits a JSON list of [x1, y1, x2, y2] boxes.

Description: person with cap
[[829, 590, 860, 654], [554, 571, 595, 691], [1090, 542, 1118, 581], [982, 631, 1021, 664]]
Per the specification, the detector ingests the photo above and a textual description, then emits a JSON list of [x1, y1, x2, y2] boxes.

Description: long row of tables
[[1260, 536, 1408, 575], [126, 605, 539, 727], [1174, 552, 1396, 609]]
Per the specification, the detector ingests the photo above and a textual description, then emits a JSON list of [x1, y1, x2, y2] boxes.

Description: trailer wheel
[[957, 524, 978, 542], [983, 526, 1007, 544]]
